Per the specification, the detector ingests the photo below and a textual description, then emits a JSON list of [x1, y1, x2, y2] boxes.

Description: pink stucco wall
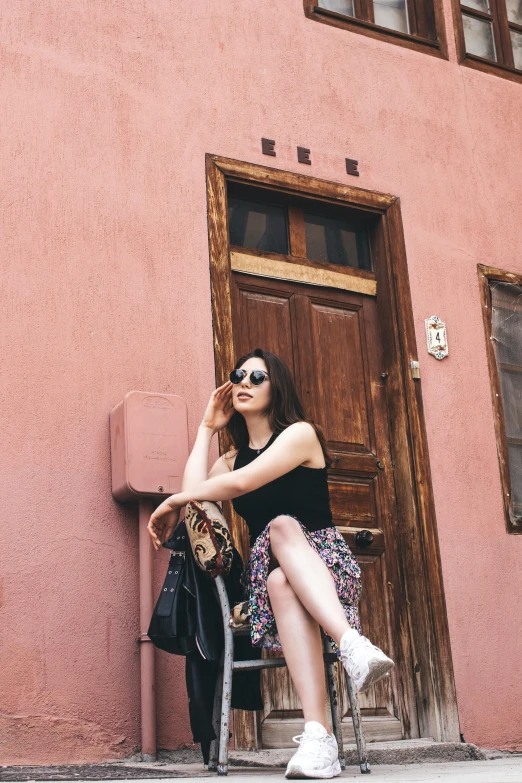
[[1, 0, 521, 763]]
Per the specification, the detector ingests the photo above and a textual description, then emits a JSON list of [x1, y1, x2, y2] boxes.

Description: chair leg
[[214, 576, 234, 776], [344, 670, 371, 774], [208, 654, 224, 771], [323, 640, 345, 770]]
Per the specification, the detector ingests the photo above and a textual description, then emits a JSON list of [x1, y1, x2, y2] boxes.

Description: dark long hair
[[225, 348, 334, 468]]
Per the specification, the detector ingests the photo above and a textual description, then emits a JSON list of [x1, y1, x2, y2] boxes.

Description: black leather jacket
[[148, 519, 227, 660], [148, 519, 262, 763]]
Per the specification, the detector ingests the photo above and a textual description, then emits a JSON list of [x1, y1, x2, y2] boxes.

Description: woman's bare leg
[[267, 567, 330, 730], [269, 516, 353, 647]]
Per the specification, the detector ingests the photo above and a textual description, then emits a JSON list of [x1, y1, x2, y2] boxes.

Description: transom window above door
[[227, 183, 372, 272], [228, 198, 289, 256], [304, 0, 448, 60]]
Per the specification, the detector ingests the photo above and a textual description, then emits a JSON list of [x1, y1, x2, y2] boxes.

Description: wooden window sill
[[458, 53, 522, 85], [307, 5, 448, 59]]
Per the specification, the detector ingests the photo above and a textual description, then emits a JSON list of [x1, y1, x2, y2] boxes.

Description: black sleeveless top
[[231, 431, 334, 545]]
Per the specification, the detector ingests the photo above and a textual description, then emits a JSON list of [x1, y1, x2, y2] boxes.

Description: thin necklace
[[250, 433, 273, 454]]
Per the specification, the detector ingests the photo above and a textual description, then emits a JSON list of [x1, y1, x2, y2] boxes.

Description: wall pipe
[[138, 498, 156, 761]]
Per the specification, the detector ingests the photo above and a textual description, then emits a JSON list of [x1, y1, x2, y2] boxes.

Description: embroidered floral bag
[[184, 500, 233, 577]]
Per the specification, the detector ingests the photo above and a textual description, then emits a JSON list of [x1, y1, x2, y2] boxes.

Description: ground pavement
[[2, 758, 522, 783]]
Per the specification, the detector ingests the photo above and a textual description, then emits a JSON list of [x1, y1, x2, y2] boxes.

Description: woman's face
[[231, 358, 272, 416]]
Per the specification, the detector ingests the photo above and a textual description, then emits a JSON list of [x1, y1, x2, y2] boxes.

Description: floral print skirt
[[242, 516, 362, 654]]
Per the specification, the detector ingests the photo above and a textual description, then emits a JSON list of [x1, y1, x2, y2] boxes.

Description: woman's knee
[[269, 514, 301, 545], [266, 566, 290, 597]]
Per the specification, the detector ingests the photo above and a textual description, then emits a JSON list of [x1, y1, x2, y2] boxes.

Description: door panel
[[306, 302, 371, 450], [236, 287, 296, 376], [230, 270, 417, 744], [329, 477, 378, 527]]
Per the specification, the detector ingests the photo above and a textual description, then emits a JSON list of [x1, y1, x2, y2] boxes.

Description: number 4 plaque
[[425, 315, 448, 360]]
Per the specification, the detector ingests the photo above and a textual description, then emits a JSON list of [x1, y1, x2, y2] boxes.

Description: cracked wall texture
[[1, 0, 521, 764]]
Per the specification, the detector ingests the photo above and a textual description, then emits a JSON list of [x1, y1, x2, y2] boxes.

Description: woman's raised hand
[[200, 381, 235, 433]]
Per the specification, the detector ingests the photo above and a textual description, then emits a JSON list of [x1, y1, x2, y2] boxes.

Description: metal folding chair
[[208, 575, 370, 775]]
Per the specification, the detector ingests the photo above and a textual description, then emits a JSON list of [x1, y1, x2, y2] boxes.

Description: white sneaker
[[340, 630, 394, 693], [285, 721, 341, 779]]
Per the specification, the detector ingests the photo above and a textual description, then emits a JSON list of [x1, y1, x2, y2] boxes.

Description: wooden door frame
[[205, 153, 460, 743]]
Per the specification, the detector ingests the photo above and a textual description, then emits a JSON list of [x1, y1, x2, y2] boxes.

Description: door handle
[[355, 530, 374, 548], [376, 460, 385, 470]]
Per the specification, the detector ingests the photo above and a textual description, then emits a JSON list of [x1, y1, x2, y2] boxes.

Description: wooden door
[[229, 271, 418, 746]]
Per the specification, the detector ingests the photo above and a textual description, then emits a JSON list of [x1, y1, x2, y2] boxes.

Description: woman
[[148, 348, 394, 779]]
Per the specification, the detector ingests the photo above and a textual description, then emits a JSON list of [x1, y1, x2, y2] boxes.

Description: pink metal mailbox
[[110, 391, 189, 502]]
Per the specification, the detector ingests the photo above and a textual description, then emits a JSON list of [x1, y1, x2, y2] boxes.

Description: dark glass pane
[[511, 29, 522, 70], [500, 370, 522, 439], [318, 0, 355, 16], [462, 14, 497, 60], [373, 0, 409, 32], [304, 213, 371, 270], [491, 281, 522, 525], [228, 197, 288, 255], [491, 282, 522, 366], [463, 0, 490, 12], [507, 443, 522, 522], [506, 0, 522, 25]]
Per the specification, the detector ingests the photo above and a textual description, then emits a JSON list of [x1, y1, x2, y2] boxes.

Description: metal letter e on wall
[[297, 147, 312, 165], [261, 138, 276, 156]]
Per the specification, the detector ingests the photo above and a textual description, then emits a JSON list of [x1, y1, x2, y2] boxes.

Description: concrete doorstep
[[229, 739, 490, 767]]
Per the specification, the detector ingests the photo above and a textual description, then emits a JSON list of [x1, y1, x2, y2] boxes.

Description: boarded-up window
[[479, 265, 522, 534]]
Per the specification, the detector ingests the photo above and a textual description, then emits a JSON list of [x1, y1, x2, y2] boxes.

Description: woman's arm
[[181, 424, 214, 490], [147, 422, 318, 548], [181, 381, 235, 491], [181, 421, 318, 502]]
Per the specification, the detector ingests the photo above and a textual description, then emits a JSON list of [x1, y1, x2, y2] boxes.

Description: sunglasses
[[229, 368, 270, 386]]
